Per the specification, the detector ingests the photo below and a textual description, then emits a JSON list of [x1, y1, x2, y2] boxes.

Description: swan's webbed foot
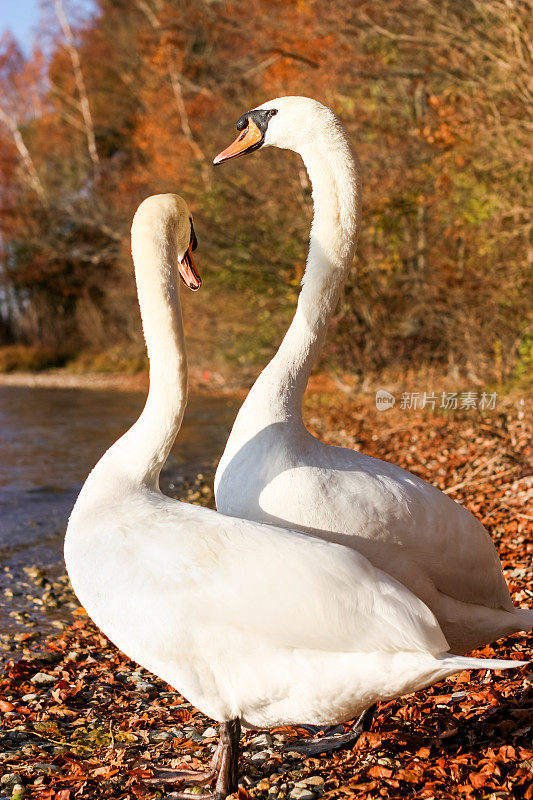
[[291, 723, 345, 737], [283, 704, 377, 756], [146, 719, 240, 800], [144, 766, 216, 786]]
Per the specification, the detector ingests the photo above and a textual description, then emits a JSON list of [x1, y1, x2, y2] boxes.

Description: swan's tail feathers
[[512, 607, 533, 633], [442, 655, 529, 671]]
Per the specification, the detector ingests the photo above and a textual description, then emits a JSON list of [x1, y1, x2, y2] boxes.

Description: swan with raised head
[[213, 97, 533, 660], [65, 193, 526, 797]]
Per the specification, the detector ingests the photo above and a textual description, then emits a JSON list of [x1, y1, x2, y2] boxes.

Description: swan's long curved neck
[[103, 222, 187, 490], [253, 126, 361, 420]]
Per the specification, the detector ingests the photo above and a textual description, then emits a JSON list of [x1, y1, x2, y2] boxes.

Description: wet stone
[[27, 650, 61, 664], [31, 763, 59, 774], [8, 732, 27, 742]]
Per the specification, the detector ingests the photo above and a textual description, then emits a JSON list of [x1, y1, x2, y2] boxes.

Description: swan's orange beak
[[213, 119, 263, 165], [179, 241, 201, 291]]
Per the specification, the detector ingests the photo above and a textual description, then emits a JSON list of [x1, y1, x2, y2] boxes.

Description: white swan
[[65, 194, 525, 797], [213, 97, 533, 657]]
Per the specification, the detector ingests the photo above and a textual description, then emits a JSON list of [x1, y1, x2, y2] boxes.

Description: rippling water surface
[[0, 385, 238, 638]]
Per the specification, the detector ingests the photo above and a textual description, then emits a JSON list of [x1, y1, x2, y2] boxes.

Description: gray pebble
[[30, 672, 56, 686], [31, 763, 59, 774], [290, 789, 315, 800], [30, 651, 61, 664], [0, 775, 23, 788], [133, 679, 155, 692], [150, 731, 171, 742], [8, 732, 27, 742], [252, 733, 273, 748], [250, 750, 270, 765]]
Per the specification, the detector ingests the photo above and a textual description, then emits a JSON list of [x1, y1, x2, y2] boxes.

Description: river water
[[0, 385, 239, 645]]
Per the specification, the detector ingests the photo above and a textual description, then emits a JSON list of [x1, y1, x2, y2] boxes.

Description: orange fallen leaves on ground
[[0, 396, 531, 799]]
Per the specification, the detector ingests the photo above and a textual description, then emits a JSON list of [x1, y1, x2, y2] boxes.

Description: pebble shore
[[1, 393, 531, 799]]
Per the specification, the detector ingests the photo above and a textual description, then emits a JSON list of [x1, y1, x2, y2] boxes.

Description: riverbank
[[0, 386, 239, 653], [0, 367, 234, 395], [0, 365, 349, 396], [1, 384, 531, 799]]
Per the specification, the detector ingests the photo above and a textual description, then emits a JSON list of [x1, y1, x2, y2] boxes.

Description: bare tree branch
[[53, 0, 100, 176], [135, 0, 211, 189], [0, 107, 47, 204], [271, 49, 319, 69]]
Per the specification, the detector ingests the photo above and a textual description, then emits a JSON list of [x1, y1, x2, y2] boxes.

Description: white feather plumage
[[66, 193, 526, 745], [214, 97, 533, 655]]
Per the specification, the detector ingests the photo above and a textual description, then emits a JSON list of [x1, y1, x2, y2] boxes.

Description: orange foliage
[[0, 0, 530, 380]]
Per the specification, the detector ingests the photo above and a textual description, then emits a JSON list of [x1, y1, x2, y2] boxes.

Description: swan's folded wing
[[140, 500, 450, 657], [323, 447, 513, 611]]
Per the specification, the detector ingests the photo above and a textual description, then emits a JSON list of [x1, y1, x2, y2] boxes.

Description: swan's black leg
[[283, 704, 377, 756], [150, 719, 241, 800], [213, 717, 240, 799]]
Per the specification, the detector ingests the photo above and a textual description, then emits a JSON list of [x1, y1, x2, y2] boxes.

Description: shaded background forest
[[0, 0, 531, 385]]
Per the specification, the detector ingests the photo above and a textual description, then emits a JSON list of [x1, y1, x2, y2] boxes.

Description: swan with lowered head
[[213, 97, 533, 660], [65, 194, 526, 798]]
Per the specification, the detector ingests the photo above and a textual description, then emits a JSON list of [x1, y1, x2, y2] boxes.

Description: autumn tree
[[0, 0, 530, 380]]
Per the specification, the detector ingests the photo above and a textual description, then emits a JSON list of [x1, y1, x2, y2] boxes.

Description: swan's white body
[[65, 194, 525, 738], [214, 98, 533, 656]]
